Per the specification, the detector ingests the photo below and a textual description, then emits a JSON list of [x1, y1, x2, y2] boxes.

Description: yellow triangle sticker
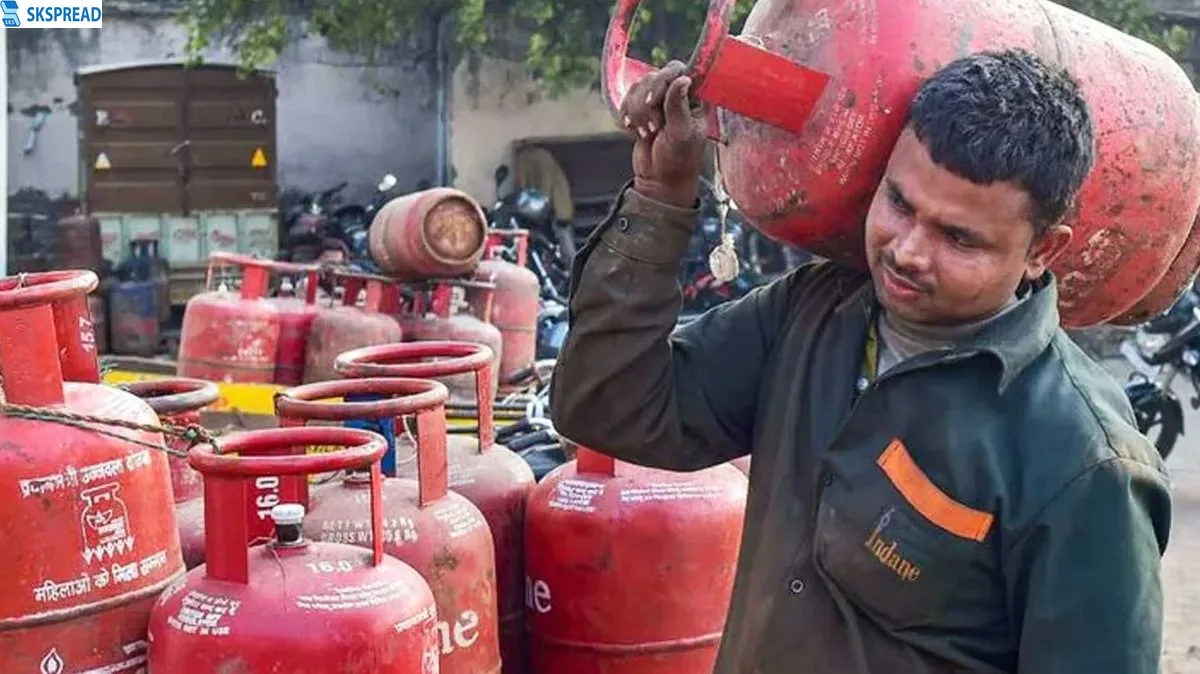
[[94, 152, 111, 170], [250, 147, 268, 168]]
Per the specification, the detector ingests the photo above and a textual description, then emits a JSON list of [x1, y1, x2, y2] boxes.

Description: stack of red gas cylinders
[[175, 188, 541, 397], [7, 0, 1200, 670]]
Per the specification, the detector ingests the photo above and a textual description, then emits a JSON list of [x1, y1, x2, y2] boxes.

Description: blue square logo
[[1, 1, 20, 28]]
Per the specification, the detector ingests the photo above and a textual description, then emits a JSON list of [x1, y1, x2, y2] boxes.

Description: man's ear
[[1026, 224, 1072, 280]]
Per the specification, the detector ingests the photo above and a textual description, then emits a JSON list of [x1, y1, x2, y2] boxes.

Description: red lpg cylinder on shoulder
[[275, 377, 503, 674], [147, 427, 441, 673], [178, 252, 281, 383], [402, 279, 504, 405], [472, 229, 540, 393], [0, 270, 185, 673], [369, 187, 490, 280], [1112, 210, 1200, 324], [122, 378, 220, 504], [526, 446, 748, 673], [270, 261, 322, 385], [601, 0, 1200, 327], [336, 341, 537, 674], [303, 270, 404, 383]]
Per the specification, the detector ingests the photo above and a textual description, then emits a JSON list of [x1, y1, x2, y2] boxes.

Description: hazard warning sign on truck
[[250, 147, 268, 168], [94, 152, 111, 170]]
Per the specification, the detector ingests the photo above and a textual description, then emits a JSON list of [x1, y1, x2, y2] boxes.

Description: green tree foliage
[[1061, 0, 1192, 54], [178, 0, 1189, 95]]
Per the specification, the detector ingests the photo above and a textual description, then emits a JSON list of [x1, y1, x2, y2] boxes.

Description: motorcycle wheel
[[1133, 394, 1184, 461]]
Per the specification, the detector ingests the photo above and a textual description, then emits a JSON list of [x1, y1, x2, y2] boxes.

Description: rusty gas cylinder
[[303, 270, 404, 383], [270, 261, 322, 385], [276, 377, 503, 674], [122, 378, 219, 504], [0, 270, 185, 673], [336, 341, 537, 674], [402, 279, 503, 405], [601, 0, 1200, 327], [147, 426, 441, 673], [178, 252, 281, 383], [526, 447, 748, 673], [368, 187, 489, 280], [55, 211, 103, 273], [1113, 211, 1200, 325], [473, 229, 540, 392]]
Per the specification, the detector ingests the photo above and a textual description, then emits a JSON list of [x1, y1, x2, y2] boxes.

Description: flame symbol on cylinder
[[39, 648, 65, 674]]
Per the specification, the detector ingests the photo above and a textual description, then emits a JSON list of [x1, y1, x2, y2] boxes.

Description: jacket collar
[[835, 271, 1060, 393]]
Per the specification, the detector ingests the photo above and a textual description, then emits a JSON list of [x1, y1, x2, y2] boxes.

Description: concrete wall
[[7, 9, 624, 209], [6, 8, 439, 206], [449, 55, 618, 205]]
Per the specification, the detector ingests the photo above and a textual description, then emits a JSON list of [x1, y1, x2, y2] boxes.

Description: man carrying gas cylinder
[[549, 49, 1171, 673]]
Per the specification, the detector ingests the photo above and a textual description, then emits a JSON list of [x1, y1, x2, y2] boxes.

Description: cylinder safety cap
[[271, 503, 306, 526]]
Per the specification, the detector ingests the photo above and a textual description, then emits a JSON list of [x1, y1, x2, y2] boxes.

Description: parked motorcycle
[[1119, 281, 1200, 460], [279, 172, 401, 266], [281, 180, 350, 259], [328, 173, 400, 265], [489, 165, 574, 302]]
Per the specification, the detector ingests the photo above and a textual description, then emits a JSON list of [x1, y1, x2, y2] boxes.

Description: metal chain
[[0, 402, 219, 459]]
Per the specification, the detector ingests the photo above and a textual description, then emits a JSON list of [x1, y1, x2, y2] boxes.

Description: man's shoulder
[[1003, 329, 1167, 494], [772, 257, 870, 309]]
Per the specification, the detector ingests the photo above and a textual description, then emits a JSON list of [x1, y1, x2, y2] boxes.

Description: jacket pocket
[[814, 440, 993, 630]]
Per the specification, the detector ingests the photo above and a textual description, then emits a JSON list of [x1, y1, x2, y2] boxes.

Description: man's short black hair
[[319, 237, 350, 256], [905, 48, 1095, 234]]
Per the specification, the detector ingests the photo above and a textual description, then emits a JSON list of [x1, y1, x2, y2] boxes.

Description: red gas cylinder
[[88, 292, 108, 357], [336, 341, 538, 674], [525, 446, 748, 673], [474, 229, 541, 393], [147, 427, 441, 673], [303, 271, 404, 383], [178, 252, 281, 382], [1112, 212, 1200, 325], [369, 187, 490, 280], [0, 270, 185, 673], [601, 0, 1200, 327], [275, 377, 503, 674], [122, 378, 220, 503], [402, 279, 504, 405], [174, 427, 317, 570], [52, 279, 105, 383], [270, 261, 322, 385]]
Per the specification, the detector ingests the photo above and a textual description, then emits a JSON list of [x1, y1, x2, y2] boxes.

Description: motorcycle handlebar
[[1144, 306, 1200, 366]]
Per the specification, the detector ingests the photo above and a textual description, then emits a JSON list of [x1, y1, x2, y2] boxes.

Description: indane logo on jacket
[[3, 0, 103, 28]]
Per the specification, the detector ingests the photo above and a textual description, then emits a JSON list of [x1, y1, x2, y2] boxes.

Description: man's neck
[[876, 293, 1025, 375]]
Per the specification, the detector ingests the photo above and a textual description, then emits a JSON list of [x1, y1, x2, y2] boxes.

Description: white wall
[[449, 55, 618, 204]]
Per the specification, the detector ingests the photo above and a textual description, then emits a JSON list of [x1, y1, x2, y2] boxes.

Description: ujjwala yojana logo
[[3, 0, 104, 28]]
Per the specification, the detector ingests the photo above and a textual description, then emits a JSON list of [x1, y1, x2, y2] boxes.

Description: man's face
[[864, 129, 1072, 326], [318, 250, 346, 265]]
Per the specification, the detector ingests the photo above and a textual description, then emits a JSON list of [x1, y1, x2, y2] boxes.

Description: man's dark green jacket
[[549, 185, 1172, 674]]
